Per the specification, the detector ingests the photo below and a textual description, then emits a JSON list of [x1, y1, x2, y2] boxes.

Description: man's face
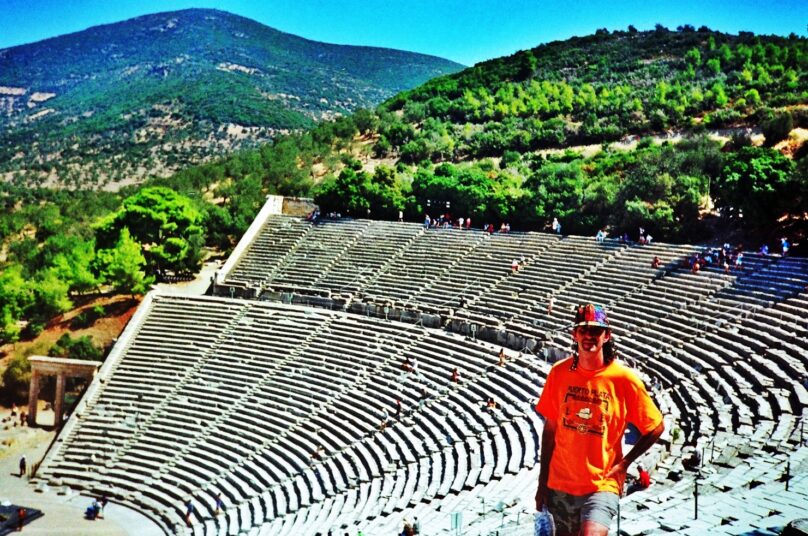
[[573, 325, 610, 354]]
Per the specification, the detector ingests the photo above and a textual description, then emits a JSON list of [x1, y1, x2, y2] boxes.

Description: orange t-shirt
[[535, 357, 663, 496]]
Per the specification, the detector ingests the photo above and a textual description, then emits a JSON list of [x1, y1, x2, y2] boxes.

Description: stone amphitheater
[[31, 198, 808, 535]]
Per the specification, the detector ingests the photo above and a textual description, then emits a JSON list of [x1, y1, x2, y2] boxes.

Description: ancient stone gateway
[[27, 356, 102, 428]]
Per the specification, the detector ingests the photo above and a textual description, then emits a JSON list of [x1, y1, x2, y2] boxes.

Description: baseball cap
[[573, 304, 609, 328]]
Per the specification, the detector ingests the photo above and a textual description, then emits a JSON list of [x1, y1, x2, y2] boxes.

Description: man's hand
[[609, 421, 665, 495], [605, 459, 629, 495]]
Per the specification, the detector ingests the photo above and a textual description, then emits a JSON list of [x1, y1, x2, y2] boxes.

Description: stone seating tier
[[37, 295, 547, 536], [40, 213, 808, 535]]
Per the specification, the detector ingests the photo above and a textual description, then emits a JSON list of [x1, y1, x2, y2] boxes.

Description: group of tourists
[[511, 256, 528, 273], [637, 227, 654, 245], [687, 243, 743, 274], [595, 229, 607, 243], [423, 213, 473, 230], [421, 213, 522, 235], [400, 517, 421, 535], [760, 237, 791, 257], [4, 403, 28, 428]]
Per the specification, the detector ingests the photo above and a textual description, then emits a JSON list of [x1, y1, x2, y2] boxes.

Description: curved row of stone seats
[[517, 251, 806, 453], [234, 219, 568, 318], [222, 217, 791, 334], [36, 294, 551, 535], [413, 232, 558, 309], [39, 298, 346, 532], [511, 241, 701, 334], [273, 356, 535, 529], [363, 227, 486, 304], [226, 216, 313, 284], [222, 217, 788, 338], [638, 336, 771, 444], [41, 298, 344, 532], [590, 257, 807, 449], [617, 445, 808, 535], [231, 351, 542, 536], [313, 221, 424, 295], [246, 407, 540, 535], [263, 219, 372, 288], [599, 252, 778, 334], [719, 258, 808, 306], [511, 250, 738, 347], [470, 236, 624, 321]]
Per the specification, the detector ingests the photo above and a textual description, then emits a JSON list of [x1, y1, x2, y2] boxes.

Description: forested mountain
[[1, 25, 807, 349], [172, 25, 806, 241], [381, 25, 806, 157], [0, 8, 463, 189]]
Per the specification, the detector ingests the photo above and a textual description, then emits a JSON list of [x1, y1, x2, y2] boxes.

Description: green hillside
[[168, 26, 807, 242], [1, 25, 807, 349], [0, 8, 463, 189], [379, 26, 806, 157]]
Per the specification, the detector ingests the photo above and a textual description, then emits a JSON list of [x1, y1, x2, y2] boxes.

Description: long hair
[[569, 331, 617, 371]]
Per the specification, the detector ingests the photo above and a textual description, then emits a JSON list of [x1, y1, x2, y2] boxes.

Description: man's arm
[[535, 417, 557, 510], [606, 421, 664, 493]]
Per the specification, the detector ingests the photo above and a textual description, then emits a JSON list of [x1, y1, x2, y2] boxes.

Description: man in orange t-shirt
[[535, 304, 664, 536]]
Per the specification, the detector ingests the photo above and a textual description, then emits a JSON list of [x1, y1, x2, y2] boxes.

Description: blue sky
[[1, 0, 806, 66]]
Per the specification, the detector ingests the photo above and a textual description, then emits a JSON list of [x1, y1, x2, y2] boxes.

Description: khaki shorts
[[548, 489, 618, 533]]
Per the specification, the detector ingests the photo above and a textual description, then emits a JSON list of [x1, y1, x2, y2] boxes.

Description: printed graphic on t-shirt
[[561, 385, 611, 436]]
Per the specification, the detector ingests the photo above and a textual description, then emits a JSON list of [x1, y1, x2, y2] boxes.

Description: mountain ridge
[[171, 25, 804, 244], [0, 8, 463, 189]]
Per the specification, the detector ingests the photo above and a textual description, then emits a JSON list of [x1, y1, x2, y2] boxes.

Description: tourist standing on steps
[[19, 454, 26, 477], [735, 251, 744, 271], [17, 507, 26, 531], [215, 493, 224, 515], [535, 304, 664, 536], [380, 408, 390, 431], [184, 499, 194, 527]]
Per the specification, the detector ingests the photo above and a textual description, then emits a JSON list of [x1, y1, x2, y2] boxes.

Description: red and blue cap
[[573, 304, 610, 328]]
